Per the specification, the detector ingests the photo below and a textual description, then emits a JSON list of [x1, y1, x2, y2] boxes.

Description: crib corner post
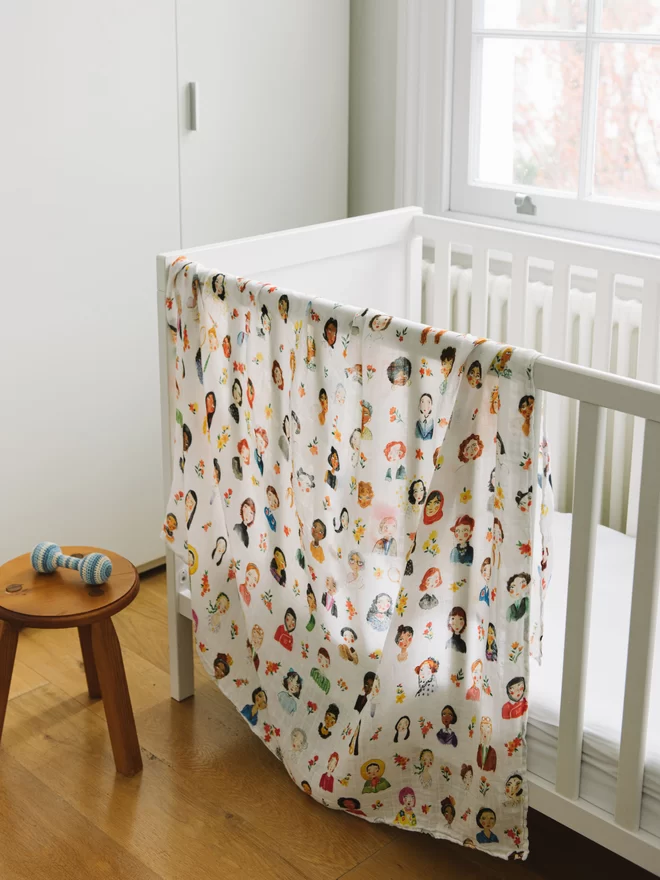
[[157, 259, 195, 702], [406, 230, 424, 325], [169, 616, 195, 702], [166, 552, 195, 702]]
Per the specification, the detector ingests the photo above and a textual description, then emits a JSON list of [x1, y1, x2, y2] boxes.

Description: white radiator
[[423, 260, 644, 534]]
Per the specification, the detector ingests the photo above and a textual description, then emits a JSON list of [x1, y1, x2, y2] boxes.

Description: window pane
[[600, 0, 660, 34], [482, 0, 587, 31], [594, 43, 660, 202], [476, 39, 585, 191]]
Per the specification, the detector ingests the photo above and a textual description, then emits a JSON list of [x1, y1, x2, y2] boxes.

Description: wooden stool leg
[[0, 621, 19, 744], [78, 625, 102, 699], [91, 618, 142, 776]]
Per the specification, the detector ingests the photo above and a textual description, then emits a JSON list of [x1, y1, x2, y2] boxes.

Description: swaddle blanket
[[162, 260, 553, 861]]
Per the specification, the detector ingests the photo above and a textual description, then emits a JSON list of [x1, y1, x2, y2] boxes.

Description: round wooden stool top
[[0, 548, 139, 629]]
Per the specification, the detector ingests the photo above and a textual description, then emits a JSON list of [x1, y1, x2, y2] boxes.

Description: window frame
[[449, 0, 660, 244], [394, 0, 660, 252]]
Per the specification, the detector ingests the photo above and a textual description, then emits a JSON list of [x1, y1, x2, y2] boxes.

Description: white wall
[[0, 0, 181, 569], [0, 1, 350, 570], [348, 0, 399, 217]]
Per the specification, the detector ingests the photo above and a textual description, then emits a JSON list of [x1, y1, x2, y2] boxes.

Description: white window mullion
[[578, 0, 600, 200], [472, 0, 485, 30], [470, 34, 485, 184], [470, 0, 486, 190], [592, 0, 603, 32], [450, 0, 476, 209]]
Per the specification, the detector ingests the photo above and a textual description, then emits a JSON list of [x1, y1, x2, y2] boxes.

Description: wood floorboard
[[2, 683, 308, 880], [133, 680, 393, 878], [7, 657, 48, 700], [0, 566, 655, 880], [0, 751, 159, 880]]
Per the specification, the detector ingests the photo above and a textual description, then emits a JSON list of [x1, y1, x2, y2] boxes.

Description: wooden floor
[[0, 568, 654, 880]]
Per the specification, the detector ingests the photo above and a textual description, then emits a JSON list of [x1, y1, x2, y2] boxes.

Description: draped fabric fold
[[162, 260, 553, 861]]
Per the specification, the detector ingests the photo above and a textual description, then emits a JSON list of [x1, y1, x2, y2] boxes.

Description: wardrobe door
[[177, 0, 350, 248], [0, 1, 180, 567]]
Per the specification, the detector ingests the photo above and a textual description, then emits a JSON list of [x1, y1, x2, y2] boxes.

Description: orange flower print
[[418, 717, 433, 738]]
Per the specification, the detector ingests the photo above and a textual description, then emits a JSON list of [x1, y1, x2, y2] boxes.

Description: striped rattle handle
[[31, 542, 113, 585]]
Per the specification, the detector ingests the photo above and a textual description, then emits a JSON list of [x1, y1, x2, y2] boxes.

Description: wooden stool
[[0, 547, 143, 776]]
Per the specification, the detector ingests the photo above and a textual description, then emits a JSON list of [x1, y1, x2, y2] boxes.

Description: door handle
[[188, 82, 198, 131]]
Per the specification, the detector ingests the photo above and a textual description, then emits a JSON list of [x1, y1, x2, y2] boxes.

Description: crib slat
[[456, 270, 470, 334], [508, 253, 528, 347], [546, 261, 571, 510], [576, 300, 593, 367], [615, 417, 660, 831], [549, 262, 570, 361], [488, 277, 505, 342], [627, 419, 644, 538], [470, 247, 488, 338], [608, 312, 633, 532], [635, 280, 660, 386], [555, 401, 604, 800], [540, 283, 553, 354], [591, 271, 614, 372], [431, 236, 451, 331], [627, 279, 660, 537]]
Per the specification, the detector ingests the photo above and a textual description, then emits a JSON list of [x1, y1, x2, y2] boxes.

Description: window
[[450, 0, 660, 243]]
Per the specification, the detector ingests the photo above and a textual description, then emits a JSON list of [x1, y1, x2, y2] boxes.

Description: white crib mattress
[[527, 512, 660, 837]]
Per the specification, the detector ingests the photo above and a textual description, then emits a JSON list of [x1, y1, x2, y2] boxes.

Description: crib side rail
[[535, 356, 660, 851], [158, 207, 423, 280]]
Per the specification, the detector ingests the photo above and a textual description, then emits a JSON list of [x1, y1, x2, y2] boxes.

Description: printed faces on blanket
[[162, 261, 552, 862]]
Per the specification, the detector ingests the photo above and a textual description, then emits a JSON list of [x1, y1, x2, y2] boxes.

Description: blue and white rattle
[[31, 542, 113, 586]]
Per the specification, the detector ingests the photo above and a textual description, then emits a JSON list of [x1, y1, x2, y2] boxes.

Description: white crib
[[157, 207, 660, 874]]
